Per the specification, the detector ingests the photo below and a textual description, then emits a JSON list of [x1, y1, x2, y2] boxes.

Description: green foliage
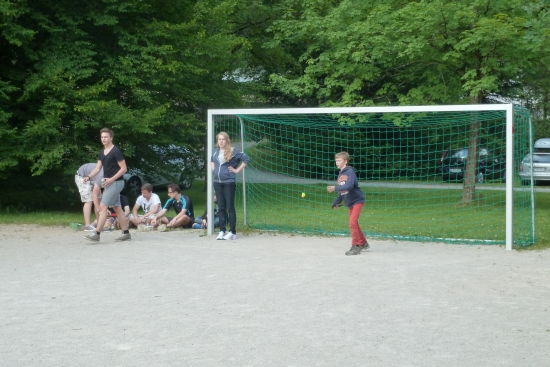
[[0, 0, 249, 187], [266, 0, 549, 106]]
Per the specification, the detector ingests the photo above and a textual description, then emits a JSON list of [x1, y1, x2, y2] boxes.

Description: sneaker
[[84, 225, 96, 232], [192, 223, 202, 229], [223, 231, 237, 241], [358, 241, 370, 251], [345, 245, 362, 256], [102, 226, 111, 232], [84, 233, 100, 242], [114, 233, 131, 242], [157, 224, 167, 232], [216, 231, 226, 240]]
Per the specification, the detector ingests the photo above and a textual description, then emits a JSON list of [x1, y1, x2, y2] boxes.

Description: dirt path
[[1, 225, 549, 366]]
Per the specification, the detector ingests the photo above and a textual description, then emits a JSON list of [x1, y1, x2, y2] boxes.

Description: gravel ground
[[1, 225, 549, 367]]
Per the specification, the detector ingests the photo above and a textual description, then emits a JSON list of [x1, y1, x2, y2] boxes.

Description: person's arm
[[331, 193, 343, 209], [104, 159, 127, 187], [228, 150, 249, 174], [131, 203, 141, 226], [92, 184, 101, 218], [334, 168, 358, 192], [148, 203, 160, 217], [83, 161, 103, 183], [153, 199, 173, 226], [229, 162, 247, 174], [148, 195, 161, 216]]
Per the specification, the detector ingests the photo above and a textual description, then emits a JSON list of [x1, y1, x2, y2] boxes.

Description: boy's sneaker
[[192, 223, 202, 229], [157, 224, 167, 232], [84, 233, 100, 242], [345, 245, 362, 256], [114, 233, 131, 242], [84, 225, 96, 232], [359, 241, 370, 251], [216, 231, 226, 240], [223, 231, 237, 241]]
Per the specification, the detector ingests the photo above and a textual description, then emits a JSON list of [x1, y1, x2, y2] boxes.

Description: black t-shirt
[[163, 194, 194, 219], [99, 146, 125, 181]]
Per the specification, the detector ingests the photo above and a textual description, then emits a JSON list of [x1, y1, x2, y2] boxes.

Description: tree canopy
[[0, 0, 249, 181], [1, 0, 549, 208]]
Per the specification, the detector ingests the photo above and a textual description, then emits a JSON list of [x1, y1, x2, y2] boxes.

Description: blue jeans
[[194, 216, 219, 228], [213, 182, 236, 234]]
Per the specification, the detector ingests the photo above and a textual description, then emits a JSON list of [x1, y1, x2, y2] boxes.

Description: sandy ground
[[1, 225, 549, 367]]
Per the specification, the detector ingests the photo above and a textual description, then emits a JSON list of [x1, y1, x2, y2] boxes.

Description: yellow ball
[[301, 192, 306, 198]]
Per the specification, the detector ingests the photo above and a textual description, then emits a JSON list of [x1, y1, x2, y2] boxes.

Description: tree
[[265, 0, 550, 202], [0, 0, 250, 208]]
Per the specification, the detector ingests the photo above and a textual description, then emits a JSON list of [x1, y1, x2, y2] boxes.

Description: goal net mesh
[[213, 107, 534, 246]]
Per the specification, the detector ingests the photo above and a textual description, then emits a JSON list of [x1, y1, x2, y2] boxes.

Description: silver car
[[519, 138, 550, 185]]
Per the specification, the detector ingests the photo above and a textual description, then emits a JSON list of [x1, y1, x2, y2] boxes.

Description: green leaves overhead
[[267, 0, 549, 106], [0, 0, 248, 178]]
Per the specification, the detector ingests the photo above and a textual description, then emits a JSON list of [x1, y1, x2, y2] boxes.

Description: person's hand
[[83, 176, 90, 183], [228, 166, 238, 173], [327, 185, 335, 193], [151, 218, 157, 226], [202, 219, 207, 228]]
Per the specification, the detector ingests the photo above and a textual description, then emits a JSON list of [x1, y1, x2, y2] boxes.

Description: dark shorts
[[166, 216, 194, 229]]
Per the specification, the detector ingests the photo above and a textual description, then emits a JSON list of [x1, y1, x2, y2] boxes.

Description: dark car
[[123, 145, 196, 196], [438, 147, 505, 183]]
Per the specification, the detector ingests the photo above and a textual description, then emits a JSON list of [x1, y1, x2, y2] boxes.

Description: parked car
[[438, 147, 505, 183], [123, 145, 195, 196], [519, 138, 550, 185]]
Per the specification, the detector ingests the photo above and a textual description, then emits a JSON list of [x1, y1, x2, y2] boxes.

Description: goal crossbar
[[207, 104, 530, 250]]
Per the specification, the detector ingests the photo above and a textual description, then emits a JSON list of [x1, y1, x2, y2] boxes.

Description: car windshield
[[523, 154, 550, 163], [451, 149, 468, 158], [450, 148, 488, 158]]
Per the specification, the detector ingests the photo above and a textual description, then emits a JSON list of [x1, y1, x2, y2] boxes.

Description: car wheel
[[475, 172, 485, 184], [179, 173, 192, 190], [126, 176, 142, 196]]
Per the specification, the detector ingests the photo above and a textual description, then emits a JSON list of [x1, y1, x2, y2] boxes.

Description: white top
[[135, 193, 161, 214]]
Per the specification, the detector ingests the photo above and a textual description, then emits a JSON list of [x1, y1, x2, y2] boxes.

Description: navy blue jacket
[[331, 166, 365, 208], [211, 147, 250, 183]]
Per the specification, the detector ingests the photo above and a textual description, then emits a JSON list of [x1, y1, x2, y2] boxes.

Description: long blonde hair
[[216, 132, 233, 162]]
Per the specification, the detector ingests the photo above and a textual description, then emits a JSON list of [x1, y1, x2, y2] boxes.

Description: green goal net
[[210, 105, 534, 247]]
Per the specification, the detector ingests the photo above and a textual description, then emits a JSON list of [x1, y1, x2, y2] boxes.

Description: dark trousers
[[213, 182, 236, 234]]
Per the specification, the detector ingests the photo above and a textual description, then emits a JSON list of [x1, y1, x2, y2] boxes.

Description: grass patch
[[0, 180, 209, 228], [1, 180, 548, 250]]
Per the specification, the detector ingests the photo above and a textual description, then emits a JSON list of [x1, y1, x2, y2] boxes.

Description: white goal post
[[207, 104, 527, 250]]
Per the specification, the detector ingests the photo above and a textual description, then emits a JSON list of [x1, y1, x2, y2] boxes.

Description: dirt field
[[1, 225, 549, 366]]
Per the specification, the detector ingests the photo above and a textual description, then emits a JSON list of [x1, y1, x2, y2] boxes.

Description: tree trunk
[[461, 96, 481, 204]]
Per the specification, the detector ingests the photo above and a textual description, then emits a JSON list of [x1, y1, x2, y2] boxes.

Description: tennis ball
[[301, 192, 306, 198]]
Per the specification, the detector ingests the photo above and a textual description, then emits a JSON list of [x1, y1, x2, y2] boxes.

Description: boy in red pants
[[327, 151, 370, 256]]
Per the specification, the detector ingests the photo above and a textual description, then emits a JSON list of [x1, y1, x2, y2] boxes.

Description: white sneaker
[[223, 231, 236, 241], [216, 231, 225, 240], [84, 225, 96, 232]]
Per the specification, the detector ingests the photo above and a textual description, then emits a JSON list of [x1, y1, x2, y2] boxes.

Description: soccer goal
[[207, 104, 534, 250]]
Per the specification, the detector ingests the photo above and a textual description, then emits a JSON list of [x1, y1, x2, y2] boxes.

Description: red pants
[[348, 203, 366, 245]]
